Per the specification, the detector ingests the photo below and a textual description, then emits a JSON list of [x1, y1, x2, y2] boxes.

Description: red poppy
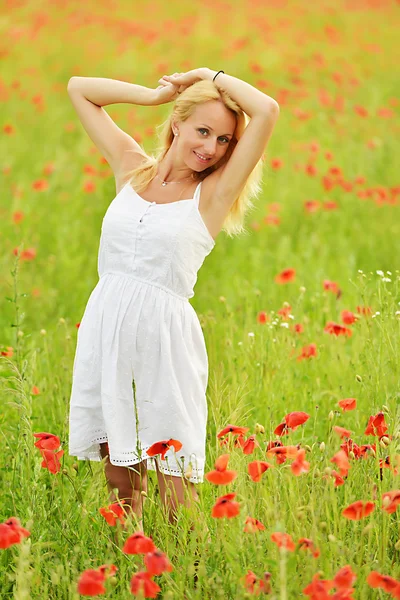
[[342, 500, 375, 520], [40, 448, 64, 474], [333, 426, 353, 439], [144, 549, 174, 576], [270, 532, 295, 552], [0, 517, 31, 549], [275, 268, 296, 284], [205, 454, 238, 485], [324, 321, 352, 337], [303, 573, 334, 597], [364, 412, 388, 438], [248, 461, 274, 483], [338, 398, 357, 412], [211, 492, 240, 518], [381, 490, 400, 514], [242, 569, 270, 594], [123, 532, 156, 554], [147, 438, 182, 460], [33, 432, 61, 450], [332, 565, 357, 590], [243, 516, 266, 533], [99, 501, 127, 526], [330, 449, 351, 476], [217, 424, 250, 439], [367, 571, 400, 596], [291, 448, 310, 476], [298, 537, 320, 558], [297, 343, 318, 361], [242, 435, 260, 455], [77, 569, 106, 595], [130, 572, 161, 598]]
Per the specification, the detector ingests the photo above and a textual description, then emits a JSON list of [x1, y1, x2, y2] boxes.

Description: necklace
[[155, 173, 194, 187]]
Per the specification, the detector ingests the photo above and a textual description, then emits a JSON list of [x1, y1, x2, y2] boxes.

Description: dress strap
[[194, 180, 202, 207]]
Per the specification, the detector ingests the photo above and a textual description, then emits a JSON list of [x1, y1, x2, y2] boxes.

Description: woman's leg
[[99, 442, 148, 530]]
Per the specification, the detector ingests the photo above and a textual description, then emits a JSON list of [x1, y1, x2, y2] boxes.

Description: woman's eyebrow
[[200, 123, 233, 137]]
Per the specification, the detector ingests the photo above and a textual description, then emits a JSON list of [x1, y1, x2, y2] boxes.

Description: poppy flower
[[243, 516, 265, 533], [99, 501, 127, 526], [275, 268, 296, 284], [217, 424, 250, 439], [242, 435, 260, 455], [330, 449, 351, 476], [33, 432, 61, 450], [130, 571, 161, 598], [123, 532, 156, 555], [342, 500, 375, 520], [298, 538, 320, 558], [266, 445, 299, 464], [324, 321, 352, 337], [248, 460, 274, 482], [291, 448, 310, 476], [211, 492, 240, 518], [333, 426, 353, 440], [366, 571, 400, 595], [205, 454, 238, 485], [147, 438, 182, 460], [0, 517, 30, 549], [297, 343, 318, 361], [364, 412, 388, 438], [39, 448, 64, 474], [270, 532, 296, 552], [242, 569, 269, 594], [338, 398, 357, 412], [303, 573, 334, 597], [381, 490, 400, 514], [332, 565, 357, 590], [77, 564, 117, 596], [144, 549, 174, 576], [234, 434, 247, 449]]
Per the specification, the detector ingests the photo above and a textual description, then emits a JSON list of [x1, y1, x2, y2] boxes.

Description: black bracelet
[[213, 70, 224, 82]]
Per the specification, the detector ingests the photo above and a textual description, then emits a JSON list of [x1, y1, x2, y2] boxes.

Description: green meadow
[[1, 0, 399, 598]]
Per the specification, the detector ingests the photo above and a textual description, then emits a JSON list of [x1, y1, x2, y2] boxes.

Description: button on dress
[[68, 179, 215, 483]]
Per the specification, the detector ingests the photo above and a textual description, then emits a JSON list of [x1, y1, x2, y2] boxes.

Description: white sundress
[[68, 178, 215, 483]]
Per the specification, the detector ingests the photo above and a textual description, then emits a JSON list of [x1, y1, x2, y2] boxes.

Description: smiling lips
[[194, 151, 211, 163]]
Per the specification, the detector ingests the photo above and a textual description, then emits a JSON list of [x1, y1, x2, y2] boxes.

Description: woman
[[67, 68, 279, 531]]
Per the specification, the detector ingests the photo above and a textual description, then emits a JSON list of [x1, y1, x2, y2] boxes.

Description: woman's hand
[[152, 69, 204, 105]]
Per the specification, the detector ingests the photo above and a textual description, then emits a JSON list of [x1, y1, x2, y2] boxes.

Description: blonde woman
[[67, 68, 279, 532]]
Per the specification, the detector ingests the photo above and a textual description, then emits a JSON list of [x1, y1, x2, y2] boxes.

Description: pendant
[[162, 181, 167, 186]]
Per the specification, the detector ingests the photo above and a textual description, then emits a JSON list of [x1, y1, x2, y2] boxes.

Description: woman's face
[[175, 101, 236, 172]]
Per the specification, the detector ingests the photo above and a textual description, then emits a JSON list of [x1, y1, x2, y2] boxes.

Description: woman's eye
[[198, 128, 228, 143]]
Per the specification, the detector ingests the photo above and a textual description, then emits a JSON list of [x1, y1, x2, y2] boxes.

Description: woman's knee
[[99, 444, 148, 494]]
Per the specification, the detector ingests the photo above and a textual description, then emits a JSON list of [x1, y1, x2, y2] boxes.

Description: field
[[1, 0, 399, 598]]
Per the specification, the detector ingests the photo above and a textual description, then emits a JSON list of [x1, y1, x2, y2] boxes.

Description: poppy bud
[[319, 442, 325, 452], [18, 330, 24, 338], [255, 423, 265, 435], [59, 317, 66, 324], [305, 445, 312, 452], [319, 522, 327, 530], [72, 463, 79, 471], [296, 510, 305, 520], [328, 411, 334, 420], [382, 405, 390, 413], [328, 534, 336, 542], [380, 436, 390, 446], [40, 329, 47, 336], [349, 451, 356, 459], [109, 577, 118, 587], [356, 374, 362, 382], [219, 296, 226, 303], [362, 523, 373, 535], [324, 467, 332, 476], [314, 468, 321, 477], [62, 468, 68, 475], [141, 490, 148, 497], [379, 438, 389, 449]]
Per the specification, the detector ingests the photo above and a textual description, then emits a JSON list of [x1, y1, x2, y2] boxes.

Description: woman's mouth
[[193, 151, 211, 163]]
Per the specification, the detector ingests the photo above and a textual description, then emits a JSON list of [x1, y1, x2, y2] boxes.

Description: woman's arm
[[198, 68, 279, 118], [67, 76, 158, 107]]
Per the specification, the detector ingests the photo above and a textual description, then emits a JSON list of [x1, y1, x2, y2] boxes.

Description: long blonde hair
[[125, 79, 265, 238]]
